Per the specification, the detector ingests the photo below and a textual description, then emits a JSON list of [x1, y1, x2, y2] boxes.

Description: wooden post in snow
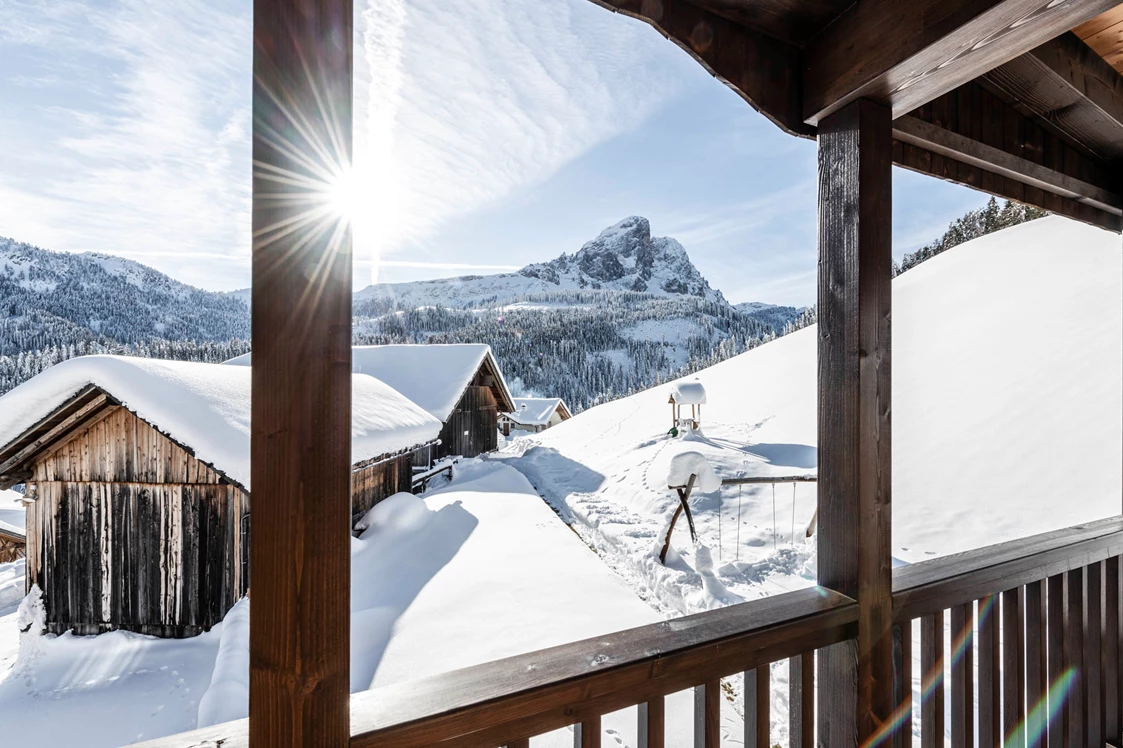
[[815, 98, 894, 746], [250, 1, 353, 745]]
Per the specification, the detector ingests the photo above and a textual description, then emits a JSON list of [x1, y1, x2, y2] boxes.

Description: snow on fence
[[664, 452, 818, 564]]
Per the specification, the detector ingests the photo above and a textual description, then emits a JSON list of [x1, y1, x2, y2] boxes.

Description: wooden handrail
[[135, 586, 856, 748], [892, 515, 1123, 620], [136, 516, 1123, 748]]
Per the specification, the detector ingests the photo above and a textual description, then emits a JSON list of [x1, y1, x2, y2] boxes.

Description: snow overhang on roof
[[226, 344, 517, 421], [0, 356, 442, 491], [669, 379, 707, 406]]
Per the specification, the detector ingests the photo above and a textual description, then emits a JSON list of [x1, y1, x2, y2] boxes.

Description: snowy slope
[[0, 356, 442, 489], [500, 215, 1122, 611]]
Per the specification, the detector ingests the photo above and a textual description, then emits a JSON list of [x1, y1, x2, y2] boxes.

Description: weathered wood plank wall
[[350, 453, 413, 524], [25, 407, 248, 638], [437, 386, 498, 460]]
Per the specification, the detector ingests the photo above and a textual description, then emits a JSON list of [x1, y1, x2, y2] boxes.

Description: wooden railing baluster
[[892, 620, 913, 748], [980, 595, 1002, 748], [921, 611, 944, 748], [1047, 573, 1065, 748], [574, 715, 601, 748], [638, 697, 664, 748], [951, 602, 975, 748], [789, 652, 814, 748], [506, 739, 530, 748], [1087, 562, 1104, 747], [693, 680, 720, 748], [1003, 586, 1026, 746], [744, 666, 769, 748], [1065, 568, 1086, 748], [1024, 580, 1046, 748], [1106, 557, 1121, 744]]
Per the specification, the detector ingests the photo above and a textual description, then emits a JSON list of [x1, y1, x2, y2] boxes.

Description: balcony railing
[[138, 515, 1123, 748]]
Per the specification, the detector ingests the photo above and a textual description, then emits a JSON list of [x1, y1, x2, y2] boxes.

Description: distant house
[[0, 356, 441, 638], [228, 344, 516, 460], [499, 398, 572, 436]]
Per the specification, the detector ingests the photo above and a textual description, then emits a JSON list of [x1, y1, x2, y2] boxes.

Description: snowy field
[[497, 215, 1122, 742], [0, 462, 740, 746]]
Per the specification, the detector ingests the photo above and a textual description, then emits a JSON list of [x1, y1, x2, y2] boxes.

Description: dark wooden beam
[[816, 98, 895, 746], [588, 0, 812, 138], [804, 0, 1121, 125], [893, 80, 1123, 232], [250, 1, 353, 746], [987, 32, 1123, 161], [893, 115, 1123, 214]]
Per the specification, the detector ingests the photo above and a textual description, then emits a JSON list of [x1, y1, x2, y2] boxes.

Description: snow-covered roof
[[669, 379, 707, 405], [505, 398, 570, 426], [227, 344, 516, 421], [0, 356, 442, 490], [0, 488, 24, 539]]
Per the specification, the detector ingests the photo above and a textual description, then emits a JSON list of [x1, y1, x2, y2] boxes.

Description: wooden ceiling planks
[[1075, 5, 1123, 74]]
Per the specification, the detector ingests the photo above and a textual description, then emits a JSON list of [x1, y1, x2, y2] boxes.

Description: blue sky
[[0, 0, 988, 307]]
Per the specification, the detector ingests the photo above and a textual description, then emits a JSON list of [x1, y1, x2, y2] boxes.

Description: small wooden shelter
[[0, 356, 441, 637], [499, 398, 573, 435], [668, 379, 707, 431]]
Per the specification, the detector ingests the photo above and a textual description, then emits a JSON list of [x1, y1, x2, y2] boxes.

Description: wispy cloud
[[353, 0, 691, 278], [0, 0, 689, 290]]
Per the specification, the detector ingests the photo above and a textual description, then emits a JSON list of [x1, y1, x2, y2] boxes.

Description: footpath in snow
[[0, 461, 741, 747]]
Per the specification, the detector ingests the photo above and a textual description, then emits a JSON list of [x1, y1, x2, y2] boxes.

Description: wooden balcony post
[[250, 1, 353, 746], [816, 98, 894, 746]]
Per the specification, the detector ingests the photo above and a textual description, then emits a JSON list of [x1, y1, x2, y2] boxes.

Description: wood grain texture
[[816, 97, 894, 747], [1047, 574, 1065, 748], [803, 0, 1121, 124], [1024, 580, 1046, 746], [1001, 587, 1025, 744], [1064, 569, 1086, 748], [987, 32, 1123, 162], [978, 596, 1001, 748], [1105, 557, 1121, 744], [921, 612, 944, 748], [638, 696, 664, 748], [250, 0, 353, 745], [696, 679, 720, 748], [587, 0, 812, 137], [891, 621, 912, 748], [743, 666, 768, 748], [950, 603, 975, 748], [436, 386, 499, 460], [683, 0, 852, 46], [789, 654, 813, 748], [1075, 6, 1123, 75], [1086, 561, 1104, 747]]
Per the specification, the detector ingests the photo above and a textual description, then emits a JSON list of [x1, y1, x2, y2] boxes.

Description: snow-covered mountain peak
[[518, 217, 723, 303]]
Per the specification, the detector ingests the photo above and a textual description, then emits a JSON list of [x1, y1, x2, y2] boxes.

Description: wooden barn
[[499, 398, 573, 436], [0, 356, 441, 638], [228, 343, 516, 460]]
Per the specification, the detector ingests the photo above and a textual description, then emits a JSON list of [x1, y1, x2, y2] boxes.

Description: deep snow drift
[[0, 461, 740, 746]]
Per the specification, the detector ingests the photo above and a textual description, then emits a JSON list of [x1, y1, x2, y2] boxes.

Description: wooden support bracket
[[660, 474, 697, 564]]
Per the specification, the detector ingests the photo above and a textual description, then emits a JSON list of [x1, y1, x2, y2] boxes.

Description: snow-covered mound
[[501, 215, 1122, 615], [0, 356, 442, 489], [354, 216, 725, 307]]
